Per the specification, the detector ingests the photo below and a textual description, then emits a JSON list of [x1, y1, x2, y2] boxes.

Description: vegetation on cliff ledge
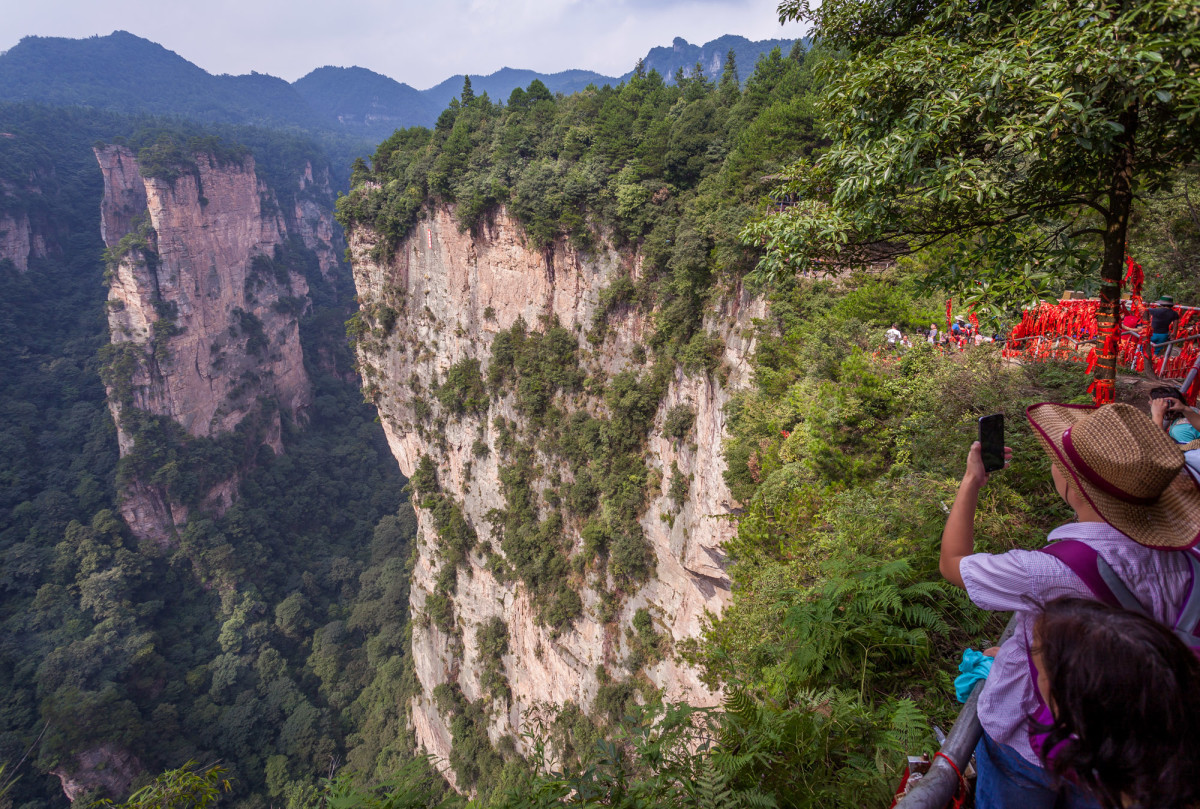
[[337, 44, 821, 369], [330, 33, 1183, 809]]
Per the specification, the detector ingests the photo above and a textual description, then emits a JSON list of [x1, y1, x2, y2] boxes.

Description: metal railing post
[[893, 617, 1018, 809], [1181, 351, 1200, 399]]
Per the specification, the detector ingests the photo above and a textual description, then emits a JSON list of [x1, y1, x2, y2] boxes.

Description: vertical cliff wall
[[0, 209, 48, 271], [293, 160, 341, 284], [0, 173, 55, 272], [95, 144, 325, 543], [348, 205, 764, 788]]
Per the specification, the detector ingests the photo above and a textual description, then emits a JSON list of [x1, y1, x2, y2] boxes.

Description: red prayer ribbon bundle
[[1002, 261, 1200, 404]]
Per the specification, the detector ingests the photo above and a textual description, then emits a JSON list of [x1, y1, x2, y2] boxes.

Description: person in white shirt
[[939, 403, 1200, 809], [885, 323, 903, 350]]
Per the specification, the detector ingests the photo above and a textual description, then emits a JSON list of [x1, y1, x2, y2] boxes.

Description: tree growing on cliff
[[744, 0, 1200, 400]]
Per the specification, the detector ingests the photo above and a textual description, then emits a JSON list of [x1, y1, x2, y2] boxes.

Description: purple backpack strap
[[1041, 541, 1200, 654], [1038, 540, 1149, 615], [1175, 551, 1200, 645]]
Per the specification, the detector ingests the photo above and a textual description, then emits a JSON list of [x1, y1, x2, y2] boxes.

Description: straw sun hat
[[1026, 402, 1200, 550]]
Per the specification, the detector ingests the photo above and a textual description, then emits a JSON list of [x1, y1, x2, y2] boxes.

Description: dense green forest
[[5, 20, 1200, 809], [0, 104, 420, 809]]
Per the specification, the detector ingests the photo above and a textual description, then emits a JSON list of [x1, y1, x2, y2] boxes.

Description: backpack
[[1037, 540, 1200, 654], [1025, 540, 1200, 758]]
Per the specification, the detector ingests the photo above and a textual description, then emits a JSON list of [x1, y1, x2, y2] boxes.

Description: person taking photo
[[939, 403, 1200, 809]]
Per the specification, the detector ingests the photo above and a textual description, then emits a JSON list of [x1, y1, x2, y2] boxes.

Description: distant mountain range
[[0, 31, 800, 141]]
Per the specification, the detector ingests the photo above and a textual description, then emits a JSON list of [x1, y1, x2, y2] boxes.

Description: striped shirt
[[959, 521, 1194, 765]]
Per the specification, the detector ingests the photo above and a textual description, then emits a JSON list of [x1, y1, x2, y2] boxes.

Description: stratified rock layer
[[349, 205, 763, 786], [95, 144, 321, 542]]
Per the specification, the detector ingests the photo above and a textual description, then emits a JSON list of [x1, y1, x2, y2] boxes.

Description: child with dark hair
[[940, 403, 1200, 808], [1149, 385, 1200, 442], [1033, 597, 1200, 809]]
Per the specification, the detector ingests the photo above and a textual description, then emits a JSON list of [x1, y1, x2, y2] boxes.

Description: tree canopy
[[747, 0, 1200, 395]]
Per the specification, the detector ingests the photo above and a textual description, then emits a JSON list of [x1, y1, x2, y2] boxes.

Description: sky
[[0, 0, 808, 90]]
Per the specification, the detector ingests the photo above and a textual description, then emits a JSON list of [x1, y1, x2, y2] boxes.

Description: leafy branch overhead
[[746, 0, 1200, 322]]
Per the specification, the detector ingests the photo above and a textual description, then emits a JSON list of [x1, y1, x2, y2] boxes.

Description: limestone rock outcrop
[[51, 745, 141, 803], [348, 205, 763, 786], [95, 144, 329, 543], [0, 210, 48, 271], [0, 170, 55, 272], [294, 160, 341, 283]]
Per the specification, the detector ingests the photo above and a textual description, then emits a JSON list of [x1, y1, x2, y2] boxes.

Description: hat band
[[1061, 426, 1158, 506]]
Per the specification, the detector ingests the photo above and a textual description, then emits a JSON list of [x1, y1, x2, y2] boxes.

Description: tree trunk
[[1093, 109, 1139, 405]]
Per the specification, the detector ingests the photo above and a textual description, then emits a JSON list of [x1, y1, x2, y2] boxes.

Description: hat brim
[[1026, 402, 1200, 550]]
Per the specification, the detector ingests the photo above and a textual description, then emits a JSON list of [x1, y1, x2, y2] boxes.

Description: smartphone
[[979, 414, 1005, 473]]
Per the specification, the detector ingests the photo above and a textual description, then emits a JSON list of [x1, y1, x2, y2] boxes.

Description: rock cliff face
[[349, 205, 763, 787], [0, 171, 55, 272], [293, 160, 341, 283], [0, 209, 48, 271], [51, 745, 141, 803], [95, 144, 330, 543]]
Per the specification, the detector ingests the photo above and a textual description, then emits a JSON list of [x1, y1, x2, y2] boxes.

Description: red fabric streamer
[[1003, 285, 1200, 402]]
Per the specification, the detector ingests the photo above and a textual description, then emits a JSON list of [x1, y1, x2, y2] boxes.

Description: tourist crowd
[[885, 317, 999, 352]]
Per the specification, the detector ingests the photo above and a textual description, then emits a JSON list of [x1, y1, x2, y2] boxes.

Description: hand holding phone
[[978, 414, 1005, 473]]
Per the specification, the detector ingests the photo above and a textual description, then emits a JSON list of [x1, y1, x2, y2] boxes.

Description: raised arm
[[940, 441, 1010, 588]]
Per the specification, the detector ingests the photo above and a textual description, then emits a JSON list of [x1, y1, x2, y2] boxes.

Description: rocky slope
[[348, 205, 763, 787], [95, 144, 336, 543]]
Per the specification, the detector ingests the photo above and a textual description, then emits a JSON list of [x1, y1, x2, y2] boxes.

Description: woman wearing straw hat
[[939, 403, 1200, 809]]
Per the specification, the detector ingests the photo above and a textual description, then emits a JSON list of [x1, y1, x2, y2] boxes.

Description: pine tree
[[719, 49, 740, 99]]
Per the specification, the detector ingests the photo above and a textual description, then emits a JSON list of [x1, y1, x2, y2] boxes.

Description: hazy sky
[[0, 0, 807, 89]]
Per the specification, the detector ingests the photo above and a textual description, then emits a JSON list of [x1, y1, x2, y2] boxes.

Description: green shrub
[[662, 404, 695, 442], [425, 592, 454, 633], [608, 530, 653, 586], [409, 455, 438, 497], [436, 358, 489, 416], [475, 617, 510, 703], [668, 462, 689, 507]]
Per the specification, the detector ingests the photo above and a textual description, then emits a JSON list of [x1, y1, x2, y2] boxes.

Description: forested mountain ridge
[[0, 31, 801, 143], [291, 67, 441, 136], [634, 35, 799, 85], [0, 32, 322, 132], [334, 44, 826, 798]]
